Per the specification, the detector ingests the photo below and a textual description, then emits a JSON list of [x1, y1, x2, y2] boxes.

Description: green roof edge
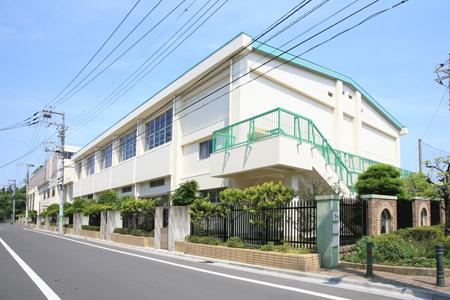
[[251, 40, 405, 130]]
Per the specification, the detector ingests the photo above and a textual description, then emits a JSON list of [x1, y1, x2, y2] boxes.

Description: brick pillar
[[411, 197, 431, 227], [361, 194, 397, 236]]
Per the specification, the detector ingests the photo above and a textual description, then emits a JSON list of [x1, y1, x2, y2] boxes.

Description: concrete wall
[[168, 206, 190, 251]]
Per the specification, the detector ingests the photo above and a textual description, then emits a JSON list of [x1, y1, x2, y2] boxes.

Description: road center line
[[0, 237, 61, 300], [25, 229, 349, 300]]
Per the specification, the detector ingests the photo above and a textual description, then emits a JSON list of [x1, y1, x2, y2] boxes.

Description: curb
[[26, 227, 450, 299]]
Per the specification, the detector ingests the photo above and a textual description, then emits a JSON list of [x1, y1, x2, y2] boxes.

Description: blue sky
[[0, 0, 449, 186]]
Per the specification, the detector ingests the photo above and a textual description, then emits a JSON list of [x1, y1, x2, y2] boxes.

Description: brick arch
[[412, 199, 431, 227], [378, 203, 396, 234]]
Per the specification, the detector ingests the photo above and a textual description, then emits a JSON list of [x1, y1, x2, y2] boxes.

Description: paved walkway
[[321, 266, 450, 295]]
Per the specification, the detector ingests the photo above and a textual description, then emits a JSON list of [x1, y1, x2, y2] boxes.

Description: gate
[[160, 208, 169, 250], [339, 197, 366, 246], [397, 200, 412, 229], [431, 201, 442, 226]]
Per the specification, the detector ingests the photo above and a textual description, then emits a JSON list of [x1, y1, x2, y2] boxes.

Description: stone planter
[[181, 242, 320, 272], [110, 233, 154, 248], [48, 225, 58, 232], [64, 228, 74, 235], [79, 229, 100, 239]]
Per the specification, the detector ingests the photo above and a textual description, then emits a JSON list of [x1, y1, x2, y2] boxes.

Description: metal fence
[[191, 200, 317, 249], [397, 200, 413, 229], [339, 197, 367, 246], [431, 201, 442, 226], [122, 212, 155, 232]]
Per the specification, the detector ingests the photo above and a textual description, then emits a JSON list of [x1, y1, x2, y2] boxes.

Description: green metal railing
[[212, 108, 412, 190]]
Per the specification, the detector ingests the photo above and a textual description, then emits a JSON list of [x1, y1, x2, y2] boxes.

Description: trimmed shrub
[[355, 164, 402, 196], [171, 180, 199, 206], [226, 237, 245, 248], [113, 228, 153, 237], [63, 224, 73, 228], [81, 225, 100, 232], [186, 235, 220, 245]]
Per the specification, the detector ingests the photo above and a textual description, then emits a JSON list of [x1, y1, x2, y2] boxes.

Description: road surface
[[0, 224, 424, 300]]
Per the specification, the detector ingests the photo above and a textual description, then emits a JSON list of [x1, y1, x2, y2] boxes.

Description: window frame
[[199, 139, 213, 160], [145, 110, 173, 151], [85, 155, 95, 176], [119, 129, 137, 162], [100, 144, 113, 169]]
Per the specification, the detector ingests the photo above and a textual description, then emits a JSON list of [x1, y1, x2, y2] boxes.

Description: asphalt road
[[0, 224, 420, 300]]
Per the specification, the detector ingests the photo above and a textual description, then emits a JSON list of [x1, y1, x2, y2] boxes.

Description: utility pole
[[7, 179, 16, 224], [17, 163, 35, 225], [42, 109, 66, 234], [435, 53, 450, 116], [418, 138, 423, 174]]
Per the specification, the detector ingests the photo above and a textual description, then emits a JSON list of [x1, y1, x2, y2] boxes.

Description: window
[[150, 179, 165, 188], [380, 209, 391, 234], [420, 208, 428, 226], [199, 139, 213, 160], [100, 144, 112, 169], [85, 155, 95, 176], [76, 162, 82, 178], [51, 188, 55, 197], [122, 186, 132, 193], [199, 188, 225, 203], [120, 129, 137, 161], [145, 110, 172, 150], [63, 152, 74, 159]]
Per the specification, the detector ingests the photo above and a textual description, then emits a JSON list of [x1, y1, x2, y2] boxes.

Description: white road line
[[25, 229, 350, 300], [0, 237, 61, 300]]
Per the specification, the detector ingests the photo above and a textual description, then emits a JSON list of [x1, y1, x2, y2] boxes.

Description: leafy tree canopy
[[400, 172, 440, 200], [355, 164, 402, 196], [171, 181, 199, 206]]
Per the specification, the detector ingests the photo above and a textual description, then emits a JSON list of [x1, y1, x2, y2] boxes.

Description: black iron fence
[[431, 201, 442, 226], [191, 200, 317, 249], [397, 200, 412, 229], [340, 197, 367, 246], [122, 212, 155, 232]]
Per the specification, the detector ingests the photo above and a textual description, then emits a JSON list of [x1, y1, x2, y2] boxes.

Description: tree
[[355, 164, 402, 196], [400, 172, 439, 200], [171, 181, 199, 206], [425, 156, 450, 236]]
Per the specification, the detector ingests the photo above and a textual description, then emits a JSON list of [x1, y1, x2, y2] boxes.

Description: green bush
[[40, 221, 45, 225], [171, 181, 199, 206], [63, 224, 73, 228], [186, 235, 220, 245], [49, 222, 57, 227], [343, 225, 448, 268], [81, 225, 100, 231], [355, 164, 402, 196], [226, 237, 246, 248], [260, 242, 275, 251], [113, 227, 153, 237]]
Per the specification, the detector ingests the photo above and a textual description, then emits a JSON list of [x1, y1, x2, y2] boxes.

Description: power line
[[52, 0, 185, 108], [422, 141, 450, 156], [68, 0, 314, 133], [61, 0, 410, 180], [44, 0, 142, 108]]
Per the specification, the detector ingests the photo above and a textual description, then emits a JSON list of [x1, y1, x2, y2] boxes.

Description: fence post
[[366, 241, 374, 276], [223, 215, 228, 242], [315, 195, 340, 269], [436, 245, 446, 287]]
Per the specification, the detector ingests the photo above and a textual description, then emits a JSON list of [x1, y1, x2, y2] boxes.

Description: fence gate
[[397, 200, 412, 229], [339, 197, 366, 246], [430, 201, 441, 226]]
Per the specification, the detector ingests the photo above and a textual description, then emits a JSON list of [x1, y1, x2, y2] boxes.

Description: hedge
[[113, 228, 153, 237], [81, 225, 100, 232]]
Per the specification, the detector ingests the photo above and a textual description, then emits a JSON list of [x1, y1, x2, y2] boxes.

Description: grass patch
[[342, 225, 449, 268]]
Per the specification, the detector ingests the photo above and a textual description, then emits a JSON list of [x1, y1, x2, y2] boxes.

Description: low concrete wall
[[106, 211, 122, 240], [64, 228, 74, 235], [180, 242, 320, 272], [48, 225, 58, 232], [110, 233, 154, 248], [340, 261, 450, 277], [79, 229, 100, 239]]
